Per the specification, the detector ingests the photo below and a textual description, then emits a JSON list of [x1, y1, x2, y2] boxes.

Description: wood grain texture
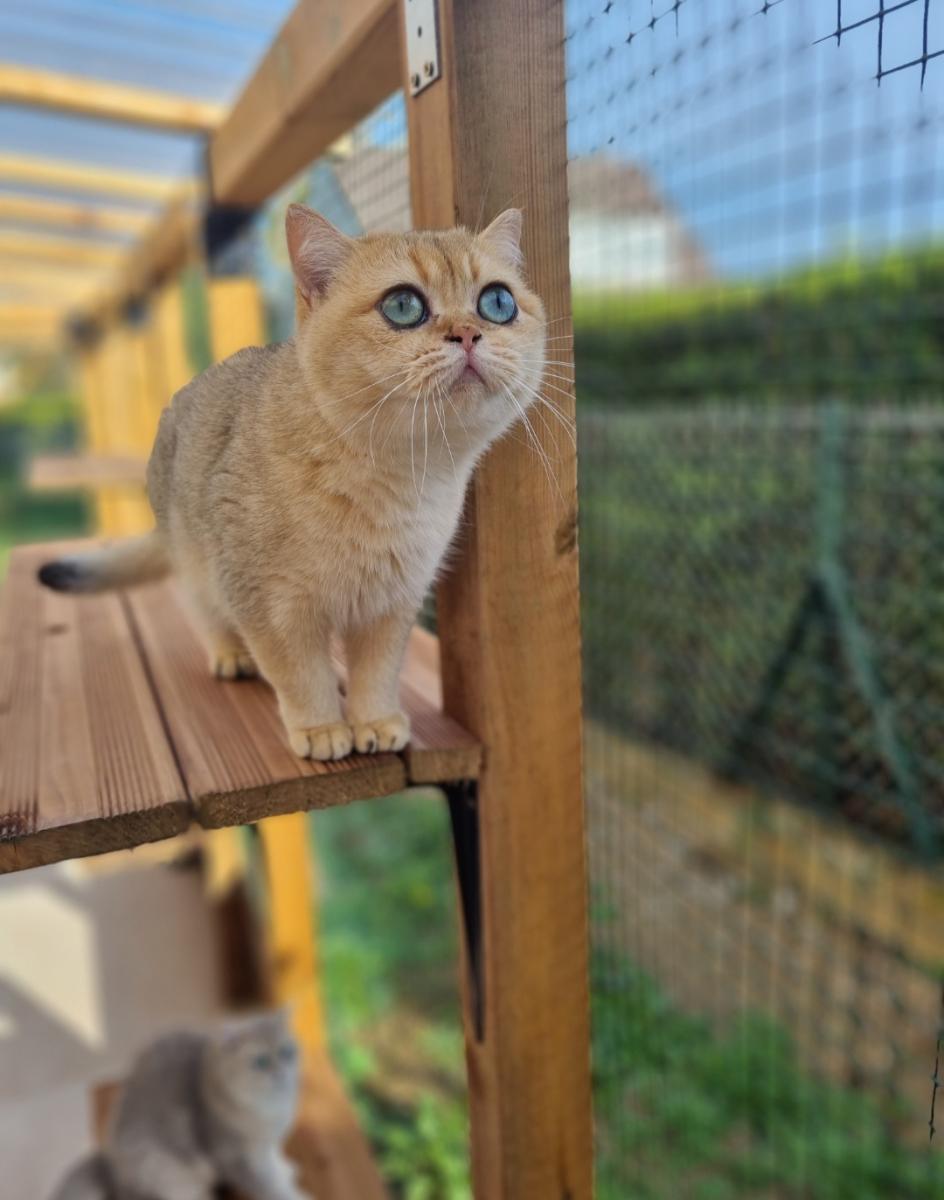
[[403, 2, 594, 1196], [208, 0, 400, 206], [1, 539, 479, 871], [126, 580, 407, 827], [0, 544, 188, 873], [94, 1050, 389, 1200]]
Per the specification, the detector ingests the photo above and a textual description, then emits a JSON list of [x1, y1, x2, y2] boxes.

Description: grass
[[592, 948, 944, 1200], [310, 787, 944, 1199], [0, 385, 91, 574]]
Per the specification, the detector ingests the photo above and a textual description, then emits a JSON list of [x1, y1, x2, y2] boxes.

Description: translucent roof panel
[[0, 0, 295, 199]]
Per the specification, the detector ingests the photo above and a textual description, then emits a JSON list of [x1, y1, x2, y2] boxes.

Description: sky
[[564, 0, 944, 277], [0, 0, 940, 282]]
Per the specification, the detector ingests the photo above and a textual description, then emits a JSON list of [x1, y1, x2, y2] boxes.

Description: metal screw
[[411, 72, 421, 89], [424, 60, 435, 77]]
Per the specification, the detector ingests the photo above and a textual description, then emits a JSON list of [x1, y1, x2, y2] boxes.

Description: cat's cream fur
[[39, 206, 546, 761]]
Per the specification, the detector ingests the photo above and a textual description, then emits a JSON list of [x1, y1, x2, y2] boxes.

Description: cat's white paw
[[289, 722, 353, 761], [211, 650, 258, 680], [350, 711, 410, 754]]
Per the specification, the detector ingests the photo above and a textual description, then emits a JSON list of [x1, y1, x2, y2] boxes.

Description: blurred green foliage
[[574, 248, 944, 407], [311, 791, 471, 1199], [0, 385, 90, 572], [593, 947, 943, 1200], [312, 789, 943, 1199]]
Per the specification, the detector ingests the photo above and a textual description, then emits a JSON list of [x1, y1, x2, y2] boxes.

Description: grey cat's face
[[208, 1011, 300, 1130]]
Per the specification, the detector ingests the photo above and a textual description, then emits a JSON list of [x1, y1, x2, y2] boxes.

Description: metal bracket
[[445, 779, 484, 1041], [404, 0, 442, 97]]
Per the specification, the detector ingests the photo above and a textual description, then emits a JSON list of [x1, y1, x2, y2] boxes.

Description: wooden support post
[[74, 334, 111, 534], [203, 242, 324, 1050], [91, 324, 152, 535], [401, 2, 593, 1197], [153, 280, 193, 397]]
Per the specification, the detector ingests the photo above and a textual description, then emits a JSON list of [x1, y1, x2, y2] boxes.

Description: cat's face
[[208, 1010, 299, 1134], [288, 206, 548, 466]]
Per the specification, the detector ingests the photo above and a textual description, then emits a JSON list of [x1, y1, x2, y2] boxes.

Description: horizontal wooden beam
[[84, 194, 199, 320], [0, 232, 123, 268], [30, 452, 147, 491], [0, 303, 66, 323], [0, 332, 60, 349], [0, 262, 103, 294], [0, 153, 199, 204], [208, 0, 400, 205], [0, 63, 226, 132], [0, 194, 150, 237], [72, 0, 401, 320]]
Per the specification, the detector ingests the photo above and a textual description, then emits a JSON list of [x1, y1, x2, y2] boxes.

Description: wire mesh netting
[[567, 0, 944, 1196]]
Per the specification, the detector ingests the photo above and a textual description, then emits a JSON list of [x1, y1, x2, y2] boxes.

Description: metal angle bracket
[[404, 0, 442, 97]]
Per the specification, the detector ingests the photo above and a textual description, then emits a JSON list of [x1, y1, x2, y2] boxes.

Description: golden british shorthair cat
[[39, 205, 548, 761]]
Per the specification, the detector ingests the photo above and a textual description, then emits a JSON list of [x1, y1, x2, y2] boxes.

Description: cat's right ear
[[286, 204, 353, 305]]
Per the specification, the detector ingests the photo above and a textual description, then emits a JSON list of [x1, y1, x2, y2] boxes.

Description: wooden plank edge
[[0, 801, 191, 875], [196, 755, 407, 828]]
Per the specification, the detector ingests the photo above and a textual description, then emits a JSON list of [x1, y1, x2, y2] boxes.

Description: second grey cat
[[49, 1010, 305, 1200]]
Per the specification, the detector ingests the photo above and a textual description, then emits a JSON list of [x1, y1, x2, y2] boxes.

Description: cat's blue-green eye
[[252, 1053, 273, 1071], [380, 288, 427, 328], [477, 283, 517, 325]]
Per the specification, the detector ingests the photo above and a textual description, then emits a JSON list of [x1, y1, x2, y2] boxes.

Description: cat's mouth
[[448, 358, 487, 390]]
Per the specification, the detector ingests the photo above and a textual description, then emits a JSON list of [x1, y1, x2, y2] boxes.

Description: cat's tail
[[48, 1153, 113, 1200], [37, 531, 171, 594]]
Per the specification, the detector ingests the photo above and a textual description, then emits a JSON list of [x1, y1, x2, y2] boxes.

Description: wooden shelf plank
[[126, 580, 408, 827], [0, 544, 189, 873], [29, 453, 147, 491], [0, 541, 480, 874], [94, 1049, 389, 1199]]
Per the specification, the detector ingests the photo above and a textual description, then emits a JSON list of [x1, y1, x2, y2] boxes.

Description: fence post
[[96, 321, 152, 534], [401, 3, 593, 1197]]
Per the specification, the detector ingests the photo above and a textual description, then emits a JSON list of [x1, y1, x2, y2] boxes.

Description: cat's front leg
[[241, 611, 350, 761], [344, 608, 414, 753]]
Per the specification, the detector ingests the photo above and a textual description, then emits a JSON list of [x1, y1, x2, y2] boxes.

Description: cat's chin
[[449, 368, 489, 396]]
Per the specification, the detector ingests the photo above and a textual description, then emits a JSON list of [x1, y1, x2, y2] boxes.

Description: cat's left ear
[[478, 208, 524, 268], [286, 204, 353, 303]]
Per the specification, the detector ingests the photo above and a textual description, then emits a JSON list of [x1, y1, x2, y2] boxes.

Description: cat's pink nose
[[445, 324, 482, 354]]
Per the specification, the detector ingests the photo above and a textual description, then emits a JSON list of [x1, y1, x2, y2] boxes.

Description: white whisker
[[433, 384, 457, 482], [420, 380, 430, 499], [500, 384, 562, 501]]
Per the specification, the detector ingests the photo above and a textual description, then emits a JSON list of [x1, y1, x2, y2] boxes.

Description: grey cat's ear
[[479, 208, 524, 268], [286, 204, 353, 302]]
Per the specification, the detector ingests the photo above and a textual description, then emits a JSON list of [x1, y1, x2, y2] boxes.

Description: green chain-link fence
[[569, 1, 944, 1196]]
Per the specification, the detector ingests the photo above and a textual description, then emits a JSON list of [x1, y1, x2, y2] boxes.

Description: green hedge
[[573, 247, 944, 407]]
